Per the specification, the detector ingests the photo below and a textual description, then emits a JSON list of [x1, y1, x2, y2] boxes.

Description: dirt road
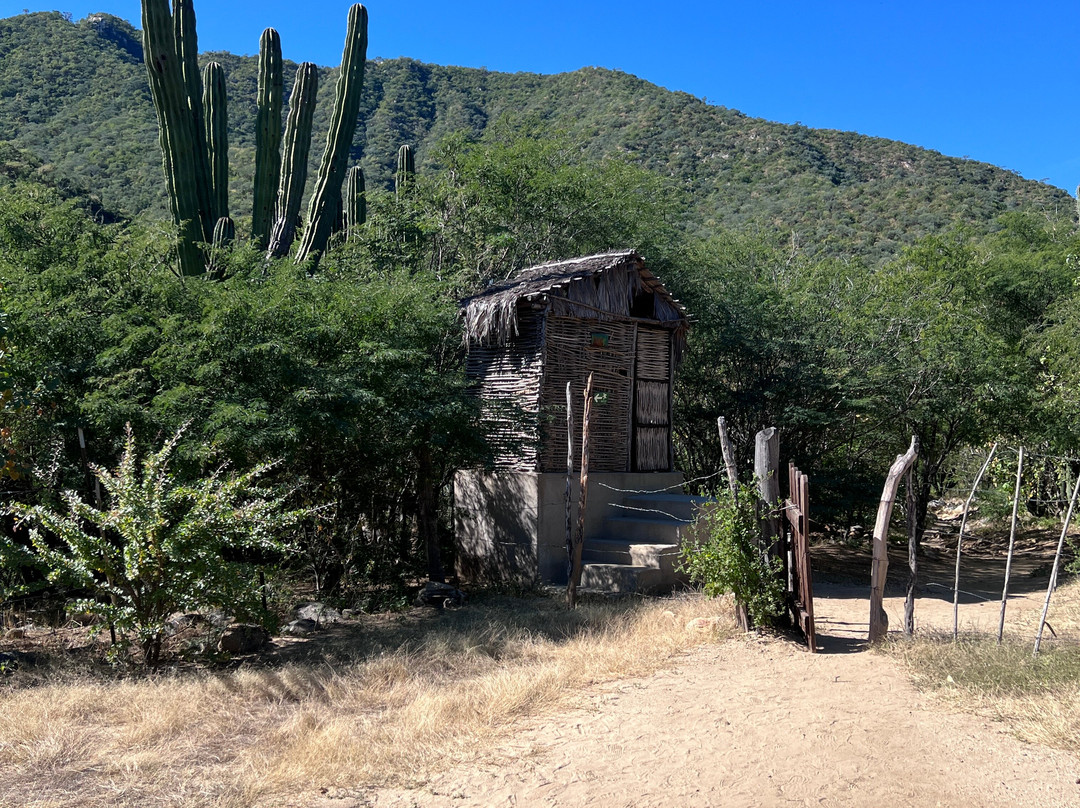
[[307, 577, 1079, 808]]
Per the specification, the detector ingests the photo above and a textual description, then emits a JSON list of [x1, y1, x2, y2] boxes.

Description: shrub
[[1, 425, 305, 665], [679, 482, 785, 627]]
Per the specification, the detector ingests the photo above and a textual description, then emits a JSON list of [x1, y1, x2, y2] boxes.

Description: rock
[[204, 610, 234, 628], [685, 616, 724, 632], [166, 612, 205, 632], [4, 628, 26, 640], [282, 618, 318, 637], [415, 581, 466, 609], [341, 609, 356, 619], [295, 603, 343, 625], [217, 623, 269, 654]]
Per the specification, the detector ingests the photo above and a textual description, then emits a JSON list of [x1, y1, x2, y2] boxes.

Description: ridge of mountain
[[0, 11, 1071, 263]]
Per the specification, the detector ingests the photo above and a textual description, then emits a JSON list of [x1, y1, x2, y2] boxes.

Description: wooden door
[[632, 327, 672, 472]]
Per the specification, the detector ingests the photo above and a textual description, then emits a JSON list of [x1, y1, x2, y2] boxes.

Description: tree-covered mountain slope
[[1, 11, 1071, 263]]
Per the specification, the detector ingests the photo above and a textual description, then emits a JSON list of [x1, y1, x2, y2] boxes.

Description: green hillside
[[0, 10, 1072, 263]]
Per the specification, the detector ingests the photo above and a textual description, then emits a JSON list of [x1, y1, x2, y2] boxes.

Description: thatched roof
[[461, 250, 688, 346]]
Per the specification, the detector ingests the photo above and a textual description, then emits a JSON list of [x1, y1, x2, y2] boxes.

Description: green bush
[[1, 425, 305, 666], [679, 483, 785, 626]]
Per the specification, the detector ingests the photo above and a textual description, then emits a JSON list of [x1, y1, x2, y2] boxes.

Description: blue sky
[[11, 1, 1080, 193]]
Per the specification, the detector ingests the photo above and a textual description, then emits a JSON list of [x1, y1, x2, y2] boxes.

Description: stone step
[[621, 493, 714, 522], [581, 538, 680, 567]]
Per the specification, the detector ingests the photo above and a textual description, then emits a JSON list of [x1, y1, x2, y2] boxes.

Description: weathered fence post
[[567, 373, 593, 609], [869, 436, 918, 643], [717, 416, 739, 499], [565, 381, 575, 585], [1034, 466, 1080, 656], [998, 447, 1024, 644], [754, 427, 781, 558], [953, 443, 998, 640], [904, 457, 918, 636]]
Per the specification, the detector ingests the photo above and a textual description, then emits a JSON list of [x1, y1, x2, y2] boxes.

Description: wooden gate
[[785, 463, 816, 652]]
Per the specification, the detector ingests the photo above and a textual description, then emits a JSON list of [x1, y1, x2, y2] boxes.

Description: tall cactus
[[295, 3, 368, 265], [395, 144, 415, 196], [345, 165, 366, 239], [172, 0, 213, 243], [140, 0, 208, 275], [267, 62, 318, 259], [252, 28, 283, 248], [202, 61, 229, 226]]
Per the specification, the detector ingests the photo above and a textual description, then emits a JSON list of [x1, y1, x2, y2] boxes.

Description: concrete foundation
[[454, 470, 684, 586]]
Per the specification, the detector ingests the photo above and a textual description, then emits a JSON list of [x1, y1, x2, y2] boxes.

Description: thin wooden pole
[[1034, 467, 1080, 656], [869, 436, 918, 643], [564, 381, 575, 583], [567, 373, 593, 609], [904, 459, 918, 636], [997, 447, 1024, 644], [953, 443, 998, 640], [716, 416, 739, 499]]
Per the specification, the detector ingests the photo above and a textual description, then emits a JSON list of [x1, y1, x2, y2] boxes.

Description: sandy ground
[[290, 542, 1080, 808]]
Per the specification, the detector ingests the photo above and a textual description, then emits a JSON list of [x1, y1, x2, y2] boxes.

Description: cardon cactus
[[345, 165, 366, 238], [252, 28, 283, 248], [202, 61, 229, 225], [207, 215, 235, 276], [267, 61, 318, 258], [140, 0, 211, 275], [172, 0, 213, 240], [295, 3, 368, 265], [395, 144, 415, 195]]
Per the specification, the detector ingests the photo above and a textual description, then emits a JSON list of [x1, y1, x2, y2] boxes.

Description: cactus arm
[[395, 144, 415, 196], [140, 0, 205, 275], [267, 62, 318, 259], [172, 0, 214, 241], [295, 3, 368, 265], [345, 165, 366, 239], [252, 28, 284, 247], [202, 61, 229, 225]]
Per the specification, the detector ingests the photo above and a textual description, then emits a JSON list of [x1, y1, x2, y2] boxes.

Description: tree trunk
[[870, 436, 918, 643], [416, 443, 444, 583]]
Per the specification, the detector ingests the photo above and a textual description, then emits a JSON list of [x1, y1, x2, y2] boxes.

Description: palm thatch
[[461, 250, 687, 349]]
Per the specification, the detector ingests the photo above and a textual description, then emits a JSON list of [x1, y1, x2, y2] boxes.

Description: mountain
[[0, 11, 1072, 263]]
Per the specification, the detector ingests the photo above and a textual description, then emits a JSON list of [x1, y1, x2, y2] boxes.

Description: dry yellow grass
[[0, 592, 735, 808], [885, 576, 1080, 755]]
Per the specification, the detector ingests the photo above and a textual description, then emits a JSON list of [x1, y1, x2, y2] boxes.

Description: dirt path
[[296, 576, 1079, 808]]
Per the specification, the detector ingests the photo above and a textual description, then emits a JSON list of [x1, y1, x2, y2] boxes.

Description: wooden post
[[869, 436, 918, 643], [953, 443, 997, 640], [904, 457, 918, 636], [1034, 467, 1080, 656], [567, 373, 593, 609], [754, 427, 780, 555], [716, 416, 739, 499], [564, 381, 575, 583], [998, 447, 1024, 644]]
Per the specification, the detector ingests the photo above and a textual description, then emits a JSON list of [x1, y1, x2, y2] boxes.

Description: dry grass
[[0, 591, 735, 807], [885, 576, 1080, 755]]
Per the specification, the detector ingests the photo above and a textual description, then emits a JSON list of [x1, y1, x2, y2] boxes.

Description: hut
[[454, 250, 696, 591]]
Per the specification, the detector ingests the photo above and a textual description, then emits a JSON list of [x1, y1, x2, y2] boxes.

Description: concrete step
[[621, 493, 714, 522], [580, 562, 665, 594], [603, 514, 688, 544], [581, 538, 680, 567]]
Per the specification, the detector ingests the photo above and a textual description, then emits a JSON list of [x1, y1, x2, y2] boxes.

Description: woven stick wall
[[540, 316, 635, 473], [466, 311, 544, 470]]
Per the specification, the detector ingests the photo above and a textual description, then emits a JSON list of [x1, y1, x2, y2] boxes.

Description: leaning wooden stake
[[564, 382, 575, 583], [869, 436, 918, 643], [567, 374, 593, 609], [998, 447, 1024, 644], [1034, 467, 1080, 656], [717, 416, 739, 499], [953, 443, 998, 640]]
